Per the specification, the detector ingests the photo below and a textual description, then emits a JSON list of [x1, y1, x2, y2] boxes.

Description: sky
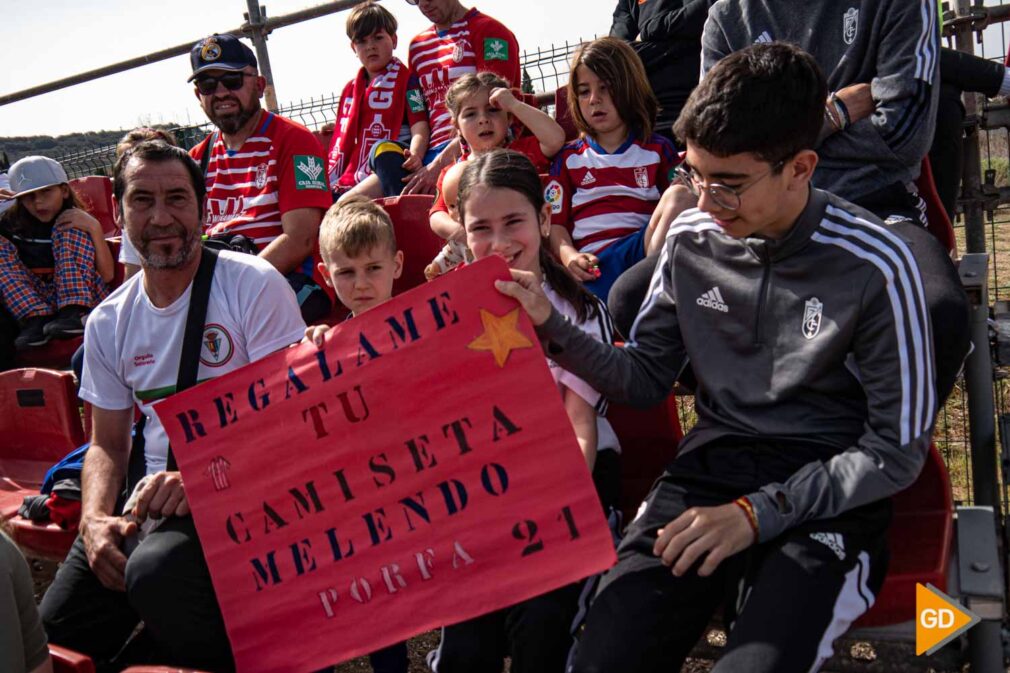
[[0, 0, 611, 138]]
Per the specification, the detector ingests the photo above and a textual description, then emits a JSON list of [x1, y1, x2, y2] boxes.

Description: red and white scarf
[[327, 57, 414, 188]]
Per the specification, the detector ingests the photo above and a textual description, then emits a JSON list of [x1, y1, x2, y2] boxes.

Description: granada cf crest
[[254, 163, 268, 189], [803, 297, 823, 340], [634, 166, 649, 189], [452, 40, 466, 63], [843, 7, 859, 45]]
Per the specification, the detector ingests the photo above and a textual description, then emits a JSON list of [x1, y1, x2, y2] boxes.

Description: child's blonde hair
[[445, 72, 511, 119], [346, 1, 397, 42], [319, 196, 398, 261], [567, 37, 658, 141]]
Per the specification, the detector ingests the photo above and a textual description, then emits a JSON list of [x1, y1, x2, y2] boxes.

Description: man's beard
[[209, 96, 260, 134], [133, 226, 201, 270]]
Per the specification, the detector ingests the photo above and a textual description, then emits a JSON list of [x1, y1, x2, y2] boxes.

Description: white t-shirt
[[543, 281, 622, 453], [80, 251, 306, 474]]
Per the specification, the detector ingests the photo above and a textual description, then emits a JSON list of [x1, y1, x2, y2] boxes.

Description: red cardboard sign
[[154, 257, 617, 673]]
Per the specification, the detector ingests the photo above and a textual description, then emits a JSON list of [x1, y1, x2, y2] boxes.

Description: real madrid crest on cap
[[201, 37, 222, 62]]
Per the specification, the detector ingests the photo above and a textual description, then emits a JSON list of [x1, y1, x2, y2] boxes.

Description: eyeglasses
[[674, 161, 785, 211], [194, 72, 254, 95]]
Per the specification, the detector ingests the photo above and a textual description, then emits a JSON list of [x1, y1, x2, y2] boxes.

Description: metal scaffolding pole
[[245, 1, 279, 112], [0, 0, 366, 108]]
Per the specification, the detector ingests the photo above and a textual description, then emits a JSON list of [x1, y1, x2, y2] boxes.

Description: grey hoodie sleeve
[[867, 0, 940, 167], [748, 260, 936, 542], [535, 239, 687, 407]]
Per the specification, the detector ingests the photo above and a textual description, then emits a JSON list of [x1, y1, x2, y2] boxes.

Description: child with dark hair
[[427, 149, 620, 673], [548, 37, 687, 301], [499, 43, 936, 673], [0, 156, 112, 349]]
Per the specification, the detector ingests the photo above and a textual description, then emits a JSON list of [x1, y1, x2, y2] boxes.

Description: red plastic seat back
[[0, 369, 85, 485], [607, 393, 683, 522], [69, 176, 117, 236], [554, 89, 579, 142], [854, 443, 953, 628], [915, 157, 956, 254], [376, 194, 443, 294]]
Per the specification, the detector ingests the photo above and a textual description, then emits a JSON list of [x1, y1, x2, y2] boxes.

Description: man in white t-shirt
[[40, 140, 306, 671]]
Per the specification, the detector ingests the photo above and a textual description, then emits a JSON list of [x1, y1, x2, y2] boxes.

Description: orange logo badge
[[915, 583, 979, 655]]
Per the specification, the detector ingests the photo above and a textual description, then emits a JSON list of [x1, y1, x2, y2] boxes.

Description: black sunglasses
[[194, 72, 253, 95]]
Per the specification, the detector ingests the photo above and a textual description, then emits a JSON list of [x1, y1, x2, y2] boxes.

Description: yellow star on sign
[[467, 308, 534, 368]]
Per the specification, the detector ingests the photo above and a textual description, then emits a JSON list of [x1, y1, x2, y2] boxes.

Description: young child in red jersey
[[427, 71, 565, 277], [327, 1, 430, 201], [548, 37, 693, 300]]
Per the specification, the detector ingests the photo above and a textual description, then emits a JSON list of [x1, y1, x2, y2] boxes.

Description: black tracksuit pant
[[572, 439, 891, 673]]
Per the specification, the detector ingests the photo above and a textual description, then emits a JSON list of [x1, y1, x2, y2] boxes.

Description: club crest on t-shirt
[[803, 297, 823, 340], [255, 163, 269, 189], [201, 323, 235, 367], [843, 7, 858, 45], [452, 40, 466, 63], [634, 166, 649, 189]]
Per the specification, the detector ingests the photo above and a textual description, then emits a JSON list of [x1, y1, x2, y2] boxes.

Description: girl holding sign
[[426, 149, 619, 673]]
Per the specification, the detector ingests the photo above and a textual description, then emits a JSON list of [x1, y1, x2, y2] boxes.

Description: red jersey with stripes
[[548, 133, 677, 254], [408, 8, 520, 149], [430, 135, 549, 214], [190, 110, 332, 250]]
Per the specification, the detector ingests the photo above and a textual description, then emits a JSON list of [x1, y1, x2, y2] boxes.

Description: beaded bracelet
[[824, 103, 842, 132], [733, 496, 760, 542]]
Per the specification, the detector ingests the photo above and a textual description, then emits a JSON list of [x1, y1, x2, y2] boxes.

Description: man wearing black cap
[[187, 33, 333, 323]]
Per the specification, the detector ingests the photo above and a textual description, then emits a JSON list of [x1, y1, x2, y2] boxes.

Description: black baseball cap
[[188, 34, 258, 81]]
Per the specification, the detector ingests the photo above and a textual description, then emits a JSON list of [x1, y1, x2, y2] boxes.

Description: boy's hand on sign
[[81, 513, 137, 591], [495, 269, 553, 325], [133, 470, 189, 522], [304, 324, 331, 348], [653, 503, 756, 577]]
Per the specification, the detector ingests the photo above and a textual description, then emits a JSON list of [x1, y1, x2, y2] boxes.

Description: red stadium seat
[[916, 157, 956, 254], [0, 368, 85, 559], [852, 443, 953, 628], [50, 645, 97, 673], [607, 393, 683, 523], [69, 176, 118, 236], [376, 194, 444, 294], [554, 89, 579, 142]]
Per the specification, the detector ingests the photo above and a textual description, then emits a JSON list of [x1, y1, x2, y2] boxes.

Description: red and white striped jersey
[[190, 111, 332, 249], [547, 134, 677, 253], [408, 8, 520, 148]]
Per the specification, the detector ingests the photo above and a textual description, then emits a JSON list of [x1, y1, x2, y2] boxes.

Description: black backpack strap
[[199, 131, 218, 177], [165, 247, 219, 471]]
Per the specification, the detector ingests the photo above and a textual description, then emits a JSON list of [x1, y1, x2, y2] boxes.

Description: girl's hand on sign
[[495, 268, 553, 326]]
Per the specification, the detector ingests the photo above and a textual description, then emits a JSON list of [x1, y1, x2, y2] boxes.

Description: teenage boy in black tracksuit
[[498, 43, 935, 673]]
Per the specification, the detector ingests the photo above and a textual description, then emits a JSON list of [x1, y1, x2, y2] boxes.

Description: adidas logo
[[810, 532, 846, 561], [755, 31, 773, 44], [696, 287, 729, 312], [580, 171, 596, 186]]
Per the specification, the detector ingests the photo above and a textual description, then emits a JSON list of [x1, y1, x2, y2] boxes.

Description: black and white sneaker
[[43, 305, 89, 340]]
